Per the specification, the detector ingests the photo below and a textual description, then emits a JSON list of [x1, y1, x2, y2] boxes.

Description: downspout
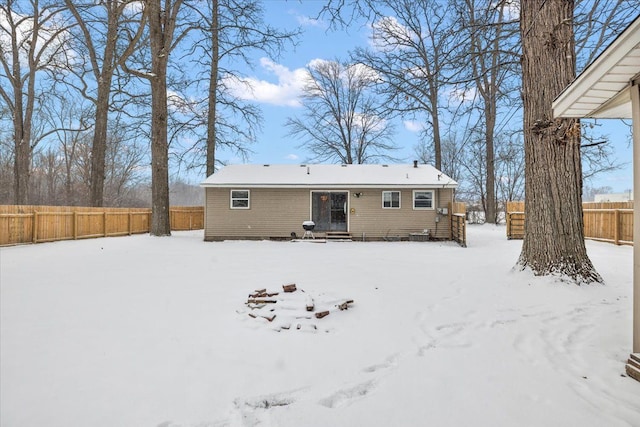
[[631, 78, 640, 353]]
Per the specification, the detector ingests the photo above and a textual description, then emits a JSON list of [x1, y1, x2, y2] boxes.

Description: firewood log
[[283, 284, 297, 293], [337, 300, 354, 310], [246, 299, 277, 304], [306, 295, 315, 311]]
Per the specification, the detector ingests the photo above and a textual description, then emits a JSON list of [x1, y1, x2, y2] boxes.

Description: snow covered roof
[[553, 15, 640, 119], [200, 163, 458, 189]]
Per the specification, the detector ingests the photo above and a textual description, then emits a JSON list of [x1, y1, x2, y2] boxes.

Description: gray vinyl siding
[[204, 186, 456, 241], [205, 187, 310, 240], [348, 188, 454, 240]]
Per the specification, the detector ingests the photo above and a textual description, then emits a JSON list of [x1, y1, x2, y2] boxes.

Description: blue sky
[[210, 1, 634, 194]]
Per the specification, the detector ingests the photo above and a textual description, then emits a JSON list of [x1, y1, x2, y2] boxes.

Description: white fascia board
[[553, 16, 640, 118], [200, 183, 458, 189]]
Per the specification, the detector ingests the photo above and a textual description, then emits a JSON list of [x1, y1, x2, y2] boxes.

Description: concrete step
[[626, 354, 640, 382], [325, 232, 353, 241]]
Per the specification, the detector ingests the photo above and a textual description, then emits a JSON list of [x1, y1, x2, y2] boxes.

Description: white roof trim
[[200, 164, 458, 189], [553, 15, 640, 119]]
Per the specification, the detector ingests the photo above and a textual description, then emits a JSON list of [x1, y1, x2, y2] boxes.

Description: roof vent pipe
[[307, 166, 310, 175], [413, 160, 418, 168]]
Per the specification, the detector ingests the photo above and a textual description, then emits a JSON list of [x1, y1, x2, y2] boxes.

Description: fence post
[[32, 211, 38, 243], [73, 211, 78, 240], [448, 203, 452, 241], [463, 216, 467, 247], [104, 211, 108, 237], [614, 209, 621, 245], [128, 211, 132, 235]]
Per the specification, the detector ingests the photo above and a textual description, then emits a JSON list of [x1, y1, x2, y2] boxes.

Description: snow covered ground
[[1, 225, 639, 427]]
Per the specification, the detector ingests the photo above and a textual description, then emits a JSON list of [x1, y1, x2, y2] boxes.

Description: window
[[413, 190, 434, 209], [382, 191, 401, 208], [230, 190, 250, 209]]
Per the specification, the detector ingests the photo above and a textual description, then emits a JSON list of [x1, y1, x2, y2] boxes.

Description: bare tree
[[122, 0, 189, 235], [43, 95, 93, 205], [460, 131, 487, 211], [415, 132, 465, 183], [517, 0, 601, 283], [286, 59, 397, 164], [183, 0, 299, 176], [0, 0, 73, 204], [0, 141, 13, 203], [351, 0, 459, 170], [64, 0, 147, 207], [103, 123, 146, 207], [30, 146, 63, 205], [574, 0, 640, 70], [0, 105, 13, 203], [59, 130, 89, 205], [454, 0, 520, 223], [495, 133, 525, 210]]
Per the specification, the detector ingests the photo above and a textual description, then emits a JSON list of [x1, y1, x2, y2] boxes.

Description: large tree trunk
[[517, 0, 601, 283], [10, 0, 33, 205], [89, 80, 112, 207], [150, 76, 171, 236], [431, 92, 442, 171], [148, 0, 171, 236], [206, 0, 219, 177], [13, 93, 31, 205], [485, 105, 496, 224], [66, 0, 143, 207]]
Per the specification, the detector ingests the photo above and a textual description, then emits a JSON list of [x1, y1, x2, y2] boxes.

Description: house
[[552, 15, 640, 380], [594, 192, 633, 203], [200, 162, 458, 241]]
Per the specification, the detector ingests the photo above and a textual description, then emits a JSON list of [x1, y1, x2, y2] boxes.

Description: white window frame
[[230, 189, 250, 209], [382, 191, 401, 209], [413, 190, 434, 210]]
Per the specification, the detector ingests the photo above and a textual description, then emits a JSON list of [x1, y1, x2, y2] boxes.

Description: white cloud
[[123, 1, 145, 16], [404, 121, 425, 133], [294, 13, 325, 28], [369, 16, 416, 51], [500, 0, 520, 21], [0, 8, 74, 70], [285, 154, 299, 160], [346, 62, 380, 83], [167, 89, 199, 114], [449, 86, 477, 103], [222, 57, 310, 107]]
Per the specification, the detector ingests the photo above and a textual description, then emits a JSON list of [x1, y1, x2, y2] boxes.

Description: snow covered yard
[[1, 225, 638, 427]]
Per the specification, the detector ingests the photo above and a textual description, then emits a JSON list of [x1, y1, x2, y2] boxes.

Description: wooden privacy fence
[[169, 206, 205, 231], [0, 205, 204, 246], [506, 201, 633, 245], [450, 201, 467, 247], [506, 201, 525, 240]]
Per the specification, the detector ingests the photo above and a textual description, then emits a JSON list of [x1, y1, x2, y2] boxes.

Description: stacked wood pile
[[244, 283, 354, 332], [626, 354, 640, 382]]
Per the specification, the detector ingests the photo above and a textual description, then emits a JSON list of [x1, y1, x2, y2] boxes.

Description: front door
[[312, 192, 348, 232]]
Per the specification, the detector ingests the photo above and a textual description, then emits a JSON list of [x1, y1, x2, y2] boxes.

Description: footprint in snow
[[362, 354, 398, 373], [318, 380, 377, 408]]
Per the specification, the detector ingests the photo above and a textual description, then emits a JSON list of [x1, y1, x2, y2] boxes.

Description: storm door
[[311, 192, 348, 232]]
